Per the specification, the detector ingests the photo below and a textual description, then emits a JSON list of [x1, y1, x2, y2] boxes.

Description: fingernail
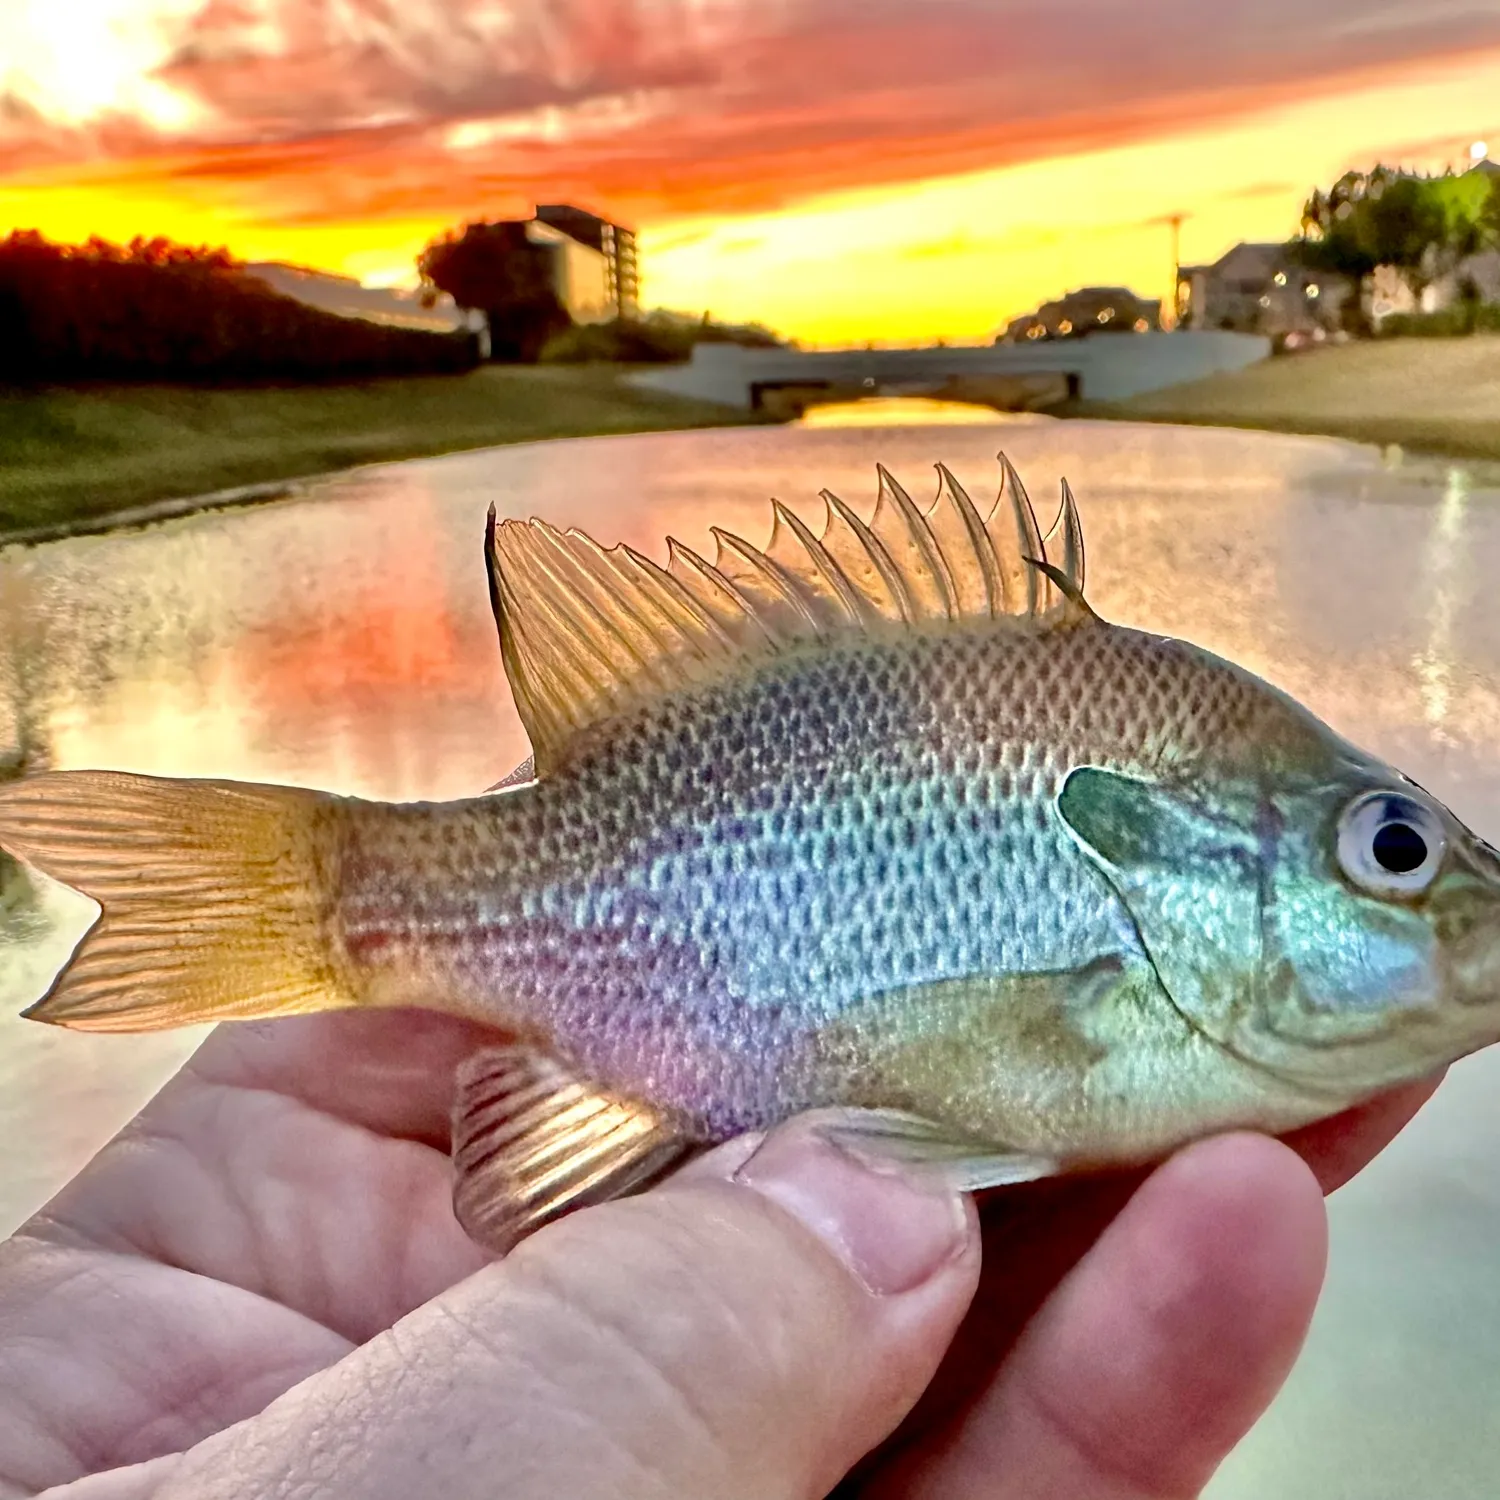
[[732, 1124, 971, 1296]]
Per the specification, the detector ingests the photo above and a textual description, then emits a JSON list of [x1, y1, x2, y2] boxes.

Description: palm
[[0, 1010, 1438, 1499], [0, 1012, 495, 1496]]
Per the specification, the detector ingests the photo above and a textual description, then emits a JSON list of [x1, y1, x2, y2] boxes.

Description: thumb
[[105, 1117, 981, 1500]]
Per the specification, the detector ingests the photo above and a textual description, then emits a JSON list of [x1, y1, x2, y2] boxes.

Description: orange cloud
[[8, 1, 1500, 214], [3, 1, 1498, 336]]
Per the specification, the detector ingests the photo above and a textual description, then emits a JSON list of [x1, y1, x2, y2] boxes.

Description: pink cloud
[[4, 0, 1498, 222]]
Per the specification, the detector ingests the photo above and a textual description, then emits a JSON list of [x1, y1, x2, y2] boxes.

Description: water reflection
[[1, 411, 1498, 1498], [798, 397, 1033, 426], [1410, 468, 1470, 747]]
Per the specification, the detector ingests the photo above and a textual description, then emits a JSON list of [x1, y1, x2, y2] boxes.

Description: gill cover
[[1058, 765, 1449, 1093], [1057, 765, 1265, 1047]]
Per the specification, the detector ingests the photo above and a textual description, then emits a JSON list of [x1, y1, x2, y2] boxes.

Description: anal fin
[[452, 1045, 690, 1254], [814, 1108, 1059, 1193]]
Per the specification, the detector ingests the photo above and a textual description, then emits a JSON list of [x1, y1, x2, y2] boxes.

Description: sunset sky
[[3, 1, 1499, 345]]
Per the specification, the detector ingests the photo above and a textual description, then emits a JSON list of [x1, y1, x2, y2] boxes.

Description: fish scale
[[5, 459, 1500, 1257], [326, 625, 1273, 1135]]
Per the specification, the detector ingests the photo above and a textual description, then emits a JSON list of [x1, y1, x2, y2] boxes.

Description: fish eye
[[1336, 791, 1446, 897]]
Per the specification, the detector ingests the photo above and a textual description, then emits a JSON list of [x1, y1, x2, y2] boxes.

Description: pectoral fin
[[814, 1108, 1060, 1192], [452, 1045, 690, 1254]]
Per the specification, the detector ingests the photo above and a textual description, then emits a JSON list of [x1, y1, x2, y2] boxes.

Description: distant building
[[1176, 243, 1351, 336], [466, 204, 640, 326], [534, 205, 639, 318], [247, 263, 484, 335], [1000, 286, 1160, 343], [245, 262, 490, 356]]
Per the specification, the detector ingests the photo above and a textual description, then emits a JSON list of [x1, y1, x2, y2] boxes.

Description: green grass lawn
[[1069, 335, 1500, 461], [0, 366, 764, 539]]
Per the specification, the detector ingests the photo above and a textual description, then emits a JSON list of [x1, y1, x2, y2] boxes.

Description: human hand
[[0, 1011, 1438, 1499]]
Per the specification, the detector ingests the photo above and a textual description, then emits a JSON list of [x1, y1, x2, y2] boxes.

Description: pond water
[[2, 405, 1499, 1497]]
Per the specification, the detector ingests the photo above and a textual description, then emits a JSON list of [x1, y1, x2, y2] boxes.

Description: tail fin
[[0, 771, 354, 1033]]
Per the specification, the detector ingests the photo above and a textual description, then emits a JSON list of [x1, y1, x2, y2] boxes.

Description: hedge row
[[0, 234, 480, 382], [1377, 302, 1500, 338]]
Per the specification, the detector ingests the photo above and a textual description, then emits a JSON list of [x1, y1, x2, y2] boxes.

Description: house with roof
[[1176, 243, 1351, 336], [1186, 160, 1499, 333], [1000, 286, 1160, 343]]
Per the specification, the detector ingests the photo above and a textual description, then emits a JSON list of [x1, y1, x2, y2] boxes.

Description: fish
[[3, 455, 1500, 1255]]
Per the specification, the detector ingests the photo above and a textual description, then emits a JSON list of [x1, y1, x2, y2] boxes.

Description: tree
[[418, 222, 570, 362], [1292, 165, 1498, 330], [0, 231, 478, 382]]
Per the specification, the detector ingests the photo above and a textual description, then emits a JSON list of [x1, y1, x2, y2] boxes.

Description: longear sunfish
[[5, 458, 1500, 1252]]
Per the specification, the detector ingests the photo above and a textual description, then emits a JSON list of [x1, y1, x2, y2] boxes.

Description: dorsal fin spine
[[526, 524, 671, 691], [873, 465, 956, 621], [820, 491, 915, 624], [931, 463, 1004, 618], [990, 453, 1048, 615], [492, 567, 595, 756], [666, 537, 780, 649], [767, 500, 864, 626], [711, 527, 827, 640], [567, 535, 724, 673], [488, 460, 1098, 775], [620, 544, 738, 655], [1055, 479, 1086, 593]]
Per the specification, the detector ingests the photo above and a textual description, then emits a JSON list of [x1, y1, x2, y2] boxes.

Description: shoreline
[[1063, 405, 1500, 469], [0, 366, 770, 546], [1058, 335, 1500, 470], [0, 478, 303, 549], [6, 339, 1497, 546]]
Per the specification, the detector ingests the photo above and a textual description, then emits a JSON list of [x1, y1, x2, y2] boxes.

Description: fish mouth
[[1439, 835, 1500, 1008]]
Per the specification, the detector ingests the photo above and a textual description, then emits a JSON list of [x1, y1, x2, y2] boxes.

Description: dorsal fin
[[489, 457, 1095, 774]]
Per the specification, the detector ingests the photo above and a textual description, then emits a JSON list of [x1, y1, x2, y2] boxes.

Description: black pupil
[[1372, 821, 1429, 875]]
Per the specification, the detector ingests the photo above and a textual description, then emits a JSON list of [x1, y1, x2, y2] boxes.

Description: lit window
[[1306, 284, 1320, 299], [1273, 272, 1287, 287]]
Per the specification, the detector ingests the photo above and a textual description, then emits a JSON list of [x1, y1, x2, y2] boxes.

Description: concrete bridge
[[630, 331, 1270, 414]]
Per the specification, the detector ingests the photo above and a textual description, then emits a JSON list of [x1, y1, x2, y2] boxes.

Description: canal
[[1, 405, 1497, 1497]]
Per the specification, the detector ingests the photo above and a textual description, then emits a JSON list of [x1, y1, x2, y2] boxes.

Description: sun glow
[[639, 52, 1500, 343], [3, 6, 1499, 343], [1, 1, 203, 130]]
